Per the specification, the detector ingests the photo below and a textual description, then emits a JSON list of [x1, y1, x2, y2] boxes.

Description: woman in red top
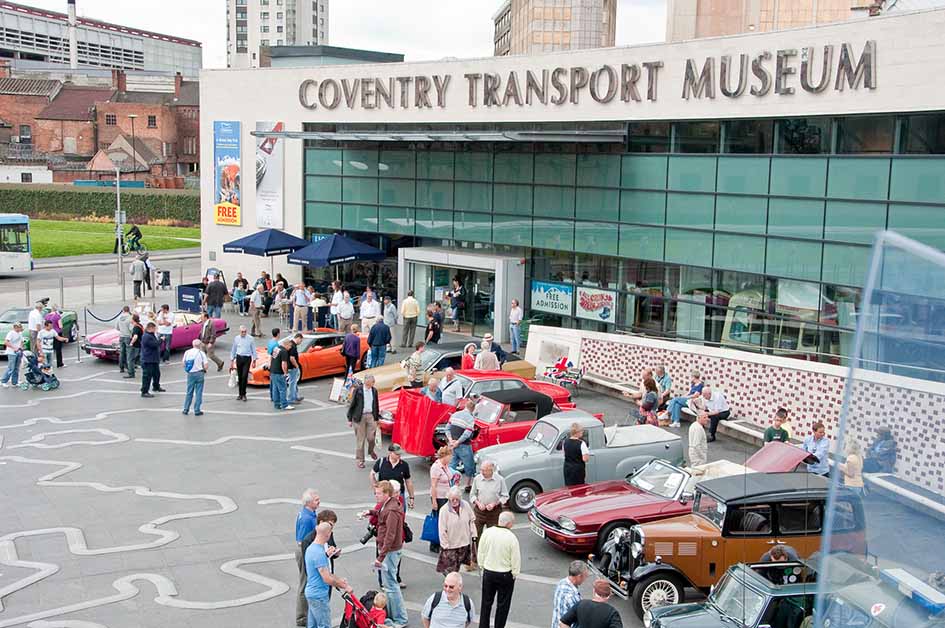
[[461, 342, 476, 370]]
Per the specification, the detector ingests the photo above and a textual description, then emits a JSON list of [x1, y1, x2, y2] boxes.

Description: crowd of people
[[1, 301, 69, 389]]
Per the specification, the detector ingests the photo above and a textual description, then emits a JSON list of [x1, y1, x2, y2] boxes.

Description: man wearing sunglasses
[[422, 572, 476, 628]]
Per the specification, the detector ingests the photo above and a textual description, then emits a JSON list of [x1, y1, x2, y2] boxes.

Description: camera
[[359, 525, 377, 545]]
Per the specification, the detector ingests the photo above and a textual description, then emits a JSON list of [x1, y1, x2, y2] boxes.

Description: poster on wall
[[255, 120, 285, 229], [530, 281, 574, 317], [213, 120, 242, 226], [576, 286, 616, 322]]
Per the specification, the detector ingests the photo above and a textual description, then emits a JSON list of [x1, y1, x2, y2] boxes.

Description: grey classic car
[[476, 411, 683, 512]]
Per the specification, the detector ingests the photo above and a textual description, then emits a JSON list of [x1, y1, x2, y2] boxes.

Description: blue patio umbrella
[[222, 228, 312, 257], [286, 234, 385, 269]]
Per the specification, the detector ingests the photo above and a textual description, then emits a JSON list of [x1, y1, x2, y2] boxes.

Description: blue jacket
[[140, 332, 161, 364], [368, 321, 392, 347], [489, 340, 507, 364]]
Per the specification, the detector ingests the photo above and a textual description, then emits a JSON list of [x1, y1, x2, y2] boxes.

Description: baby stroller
[[341, 590, 381, 628], [19, 351, 61, 391]]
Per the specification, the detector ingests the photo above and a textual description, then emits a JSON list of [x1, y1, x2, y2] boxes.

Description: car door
[[174, 314, 197, 349], [722, 503, 775, 569], [305, 336, 346, 378], [774, 500, 825, 559], [584, 428, 603, 483]]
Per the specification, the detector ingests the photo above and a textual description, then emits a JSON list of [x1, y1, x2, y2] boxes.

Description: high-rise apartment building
[[493, 0, 616, 56], [227, 0, 329, 69]]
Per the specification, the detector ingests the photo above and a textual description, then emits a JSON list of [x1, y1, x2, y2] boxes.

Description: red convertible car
[[83, 312, 228, 360], [528, 441, 816, 554], [377, 370, 572, 435]]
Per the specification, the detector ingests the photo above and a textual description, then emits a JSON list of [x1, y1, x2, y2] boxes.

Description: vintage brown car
[[589, 472, 867, 619]]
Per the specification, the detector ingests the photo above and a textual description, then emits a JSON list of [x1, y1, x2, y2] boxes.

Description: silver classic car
[[476, 411, 683, 512]]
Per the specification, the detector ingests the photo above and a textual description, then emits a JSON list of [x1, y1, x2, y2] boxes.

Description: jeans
[[127, 346, 140, 377], [43, 351, 54, 368], [381, 550, 408, 626], [2, 352, 21, 385], [207, 304, 222, 319], [159, 333, 173, 362], [667, 396, 689, 425], [369, 345, 386, 368], [287, 367, 301, 403], [234, 291, 247, 314], [509, 323, 521, 354], [118, 336, 132, 372], [271, 372, 288, 409], [141, 363, 160, 394], [451, 443, 476, 477], [306, 596, 331, 628], [183, 371, 204, 413]]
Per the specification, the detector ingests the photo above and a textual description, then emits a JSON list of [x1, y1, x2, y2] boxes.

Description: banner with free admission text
[[530, 280, 574, 317], [213, 120, 241, 226]]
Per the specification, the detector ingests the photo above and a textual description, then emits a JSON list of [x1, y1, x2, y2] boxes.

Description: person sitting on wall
[[863, 427, 897, 473]]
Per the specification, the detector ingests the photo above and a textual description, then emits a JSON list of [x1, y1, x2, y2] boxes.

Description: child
[[368, 591, 387, 626]]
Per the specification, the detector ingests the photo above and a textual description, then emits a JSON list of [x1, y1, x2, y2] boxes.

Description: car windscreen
[[0, 309, 27, 323], [628, 460, 687, 499], [820, 596, 872, 628], [524, 420, 558, 449], [474, 397, 504, 424], [709, 573, 767, 626], [419, 349, 445, 371], [693, 489, 726, 529]]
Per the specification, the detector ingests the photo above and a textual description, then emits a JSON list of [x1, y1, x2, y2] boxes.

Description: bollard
[[59, 277, 64, 308], [179, 266, 184, 287], [90, 274, 95, 305], [121, 273, 126, 302], [25, 279, 29, 306]]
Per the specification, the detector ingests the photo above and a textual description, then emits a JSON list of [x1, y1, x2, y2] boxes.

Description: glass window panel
[[417, 180, 453, 209], [341, 177, 378, 204], [378, 150, 415, 178], [378, 179, 414, 206], [305, 202, 341, 229], [666, 192, 714, 228], [575, 253, 619, 288], [378, 206, 414, 235], [454, 211, 492, 242], [494, 152, 534, 183], [714, 234, 766, 274], [724, 119, 773, 154], [342, 149, 378, 176], [665, 228, 712, 266], [574, 222, 617, 256], [575, 188, 619, 222], [342, 204, 378, 232], [306, 175, 341, 202], [454, 182, 492, 213], [837, 115, 895, 154], [715, 195, 767, 233], [824, 201, 887, 244], [887, 203, 945, 250], [493, 214, 532, 247], [534, 185, 575, 218], [768, 198, 824, 239], [493, 184, 532, 215], [889, 158, 945, 203], [620, 190, 665, 224], [674, 121, 720, 153], [533, 218, 574, 251], [416, 151, 454, 179], [822, 243, 870, 287], [826, 157, 890, 200], [621, 154, 668, 189], [619, 225, 664, 261], [532, 247, 575, 283], [717, 157, 770, 194], [628, 121, 671, 153], [577, 154, 620, 188], [766, 238, 822, 281], [769, 157, 828, 197], [900, 113, 945, 154], [415, 209, 454, 239], [305, 148, 342, 175], [535, 153, 576, 185], [454, 151, 493, 181], [668, 156, 717, 192], [777, 118, 831, 154]]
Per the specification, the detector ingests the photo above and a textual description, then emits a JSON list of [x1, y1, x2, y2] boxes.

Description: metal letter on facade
[[342, 78, 361, 109], [550, 67, 568, 105], [719, 54, 748, 98], [800, 46, 833, 93], [620, 64, 641, 102], [375, 77, 395, 108], [483, 73, 501, 107], [299, 79, 318, 109], [396, 76, 413, 109], [525, 70, 548, 105], [502, 71, 524, 106], [775, 49, 798, 95], [318, 79, 341, 109], [569, 66, 589, 105], [361, 78, 376, 109], [750, 51, 772, 97], [835, 40, 876, 91], [642, 61, 663, 102], [432, 75, 451, 108], [682, 58, 715, 99], [589, 65, 618, 103], [464, 73, 482, 107], [415, 76, 433, 108]]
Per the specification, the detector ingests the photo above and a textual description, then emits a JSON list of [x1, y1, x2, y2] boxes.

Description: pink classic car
[[82, 311, 228, 360]]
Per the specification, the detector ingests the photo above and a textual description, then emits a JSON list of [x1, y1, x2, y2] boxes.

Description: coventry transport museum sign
[[298, 41, 875, 111]]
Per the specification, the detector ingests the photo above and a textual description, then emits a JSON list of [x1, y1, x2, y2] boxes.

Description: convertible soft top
[[480, 388, 554, 417]]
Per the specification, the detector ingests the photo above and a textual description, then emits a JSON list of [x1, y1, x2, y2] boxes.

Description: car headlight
[[631, 542, 643, 559], [557, 516, 576, 531], [380, 411, 393, 421], [643, 610, 653, 628]]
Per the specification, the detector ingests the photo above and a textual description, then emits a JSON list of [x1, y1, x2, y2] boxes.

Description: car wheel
[[68, 323, 79, 343], [361, 351, 368, 368], [510, 480, 541, 513], [632, 573, 685, 619], [596, 521, 634, 555]]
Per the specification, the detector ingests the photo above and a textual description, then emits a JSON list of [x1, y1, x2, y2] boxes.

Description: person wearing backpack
[[422, 572, 476, 628]]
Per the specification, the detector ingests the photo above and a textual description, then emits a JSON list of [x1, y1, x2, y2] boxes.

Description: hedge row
[[0, 185, 200, 222]]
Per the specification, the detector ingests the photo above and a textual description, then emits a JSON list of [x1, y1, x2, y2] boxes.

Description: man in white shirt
[[27, 302, 44, 352], [2, 322, 24, 387], [156, 305, 175, 363], [508, 299, 524, 354], [250, 285, 265, 337], [337, 293, 355, 333], [292, 282, 311, 333], [182, 339, 208, 416], [37, 320, 65, 371], [440, 368, 464, 407], [688, 413, 709, 466], [329, 281, 344, 330], [359, 293, 381, 333], [701, 387, 731, 442]]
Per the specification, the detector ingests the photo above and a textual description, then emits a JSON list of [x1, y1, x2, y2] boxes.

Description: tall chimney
[[67, 0, 78, 69]]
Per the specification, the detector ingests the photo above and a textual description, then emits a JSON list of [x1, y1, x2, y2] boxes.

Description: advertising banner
[[576, 286, 616, 322], [254, 120, 285, 229], [530, 280, 574, 317], [213, 120, 241, 226]]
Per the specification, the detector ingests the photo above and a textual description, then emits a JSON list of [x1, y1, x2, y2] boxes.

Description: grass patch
[[29, 219, 200, 258]]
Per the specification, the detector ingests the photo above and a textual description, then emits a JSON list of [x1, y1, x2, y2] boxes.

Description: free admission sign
[[530, 281, 573, 316]]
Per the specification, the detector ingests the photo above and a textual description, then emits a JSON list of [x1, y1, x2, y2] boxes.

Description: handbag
[[420, 511, 440, 544], [403, 521, 414, 544]]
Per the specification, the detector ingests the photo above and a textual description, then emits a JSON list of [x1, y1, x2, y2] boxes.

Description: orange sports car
[[247, 328, 369, 386]]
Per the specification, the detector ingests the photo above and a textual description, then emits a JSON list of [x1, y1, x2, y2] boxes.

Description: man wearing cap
[[371, 444, 416, 510], [482, 333, 508, 366]]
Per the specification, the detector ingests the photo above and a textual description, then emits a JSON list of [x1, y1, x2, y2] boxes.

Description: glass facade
[[302, 113, 945, 368]]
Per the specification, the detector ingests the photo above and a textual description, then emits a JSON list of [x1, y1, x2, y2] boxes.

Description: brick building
[[0, 76, 60, 153]]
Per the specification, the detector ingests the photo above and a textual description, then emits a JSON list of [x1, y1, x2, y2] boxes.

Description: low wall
[[525, 325, 945, 495]]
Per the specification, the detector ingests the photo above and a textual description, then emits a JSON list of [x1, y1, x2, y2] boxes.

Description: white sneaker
[[2, 382, 9, 388], [284, 405, 295, 410]]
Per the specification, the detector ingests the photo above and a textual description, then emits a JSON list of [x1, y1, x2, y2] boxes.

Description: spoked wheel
[[632, 573, 685, 619]]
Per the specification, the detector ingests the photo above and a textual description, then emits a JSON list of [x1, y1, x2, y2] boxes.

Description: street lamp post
[[110, 152, 127, 287], [128, 114, 138, 181]]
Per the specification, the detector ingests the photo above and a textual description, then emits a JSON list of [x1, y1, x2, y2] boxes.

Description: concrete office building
[[201, 8, 945, 368], [494, 0, 616, 56], [0, 0, 202, 77], [227, 0, 329, 69]]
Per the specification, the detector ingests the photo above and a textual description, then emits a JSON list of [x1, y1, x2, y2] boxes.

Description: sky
[[23, 0, 666, 69]]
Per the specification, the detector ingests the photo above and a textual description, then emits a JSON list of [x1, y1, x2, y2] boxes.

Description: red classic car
[[377, 369, 573, 435], [83, 311, 228, 360], [528, 441, 815, 555]]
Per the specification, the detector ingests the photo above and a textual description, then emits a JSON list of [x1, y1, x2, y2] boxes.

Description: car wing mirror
[[680, 492, 693, 504]]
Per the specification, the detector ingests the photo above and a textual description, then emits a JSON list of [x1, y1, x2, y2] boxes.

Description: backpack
[[431, 591, 472, 623]]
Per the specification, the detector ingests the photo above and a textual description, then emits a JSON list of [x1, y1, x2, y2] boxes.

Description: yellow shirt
[[476, 526, 520, 577], [400, 296, 420, 319]]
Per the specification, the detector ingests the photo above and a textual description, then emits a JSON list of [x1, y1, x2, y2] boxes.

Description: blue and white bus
[[0, 213, 32, 272]]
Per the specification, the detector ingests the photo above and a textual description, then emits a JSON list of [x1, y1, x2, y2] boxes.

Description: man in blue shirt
[[654, 365, 673, 409], [803, 422, 831, 476], [422, 377, 442, 403], [267, 328, 282, 355], [666, 369, 704, 428], [305, 522, 350, 628], [295, 489, 319, 626], [230, 325, 256, 401]]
